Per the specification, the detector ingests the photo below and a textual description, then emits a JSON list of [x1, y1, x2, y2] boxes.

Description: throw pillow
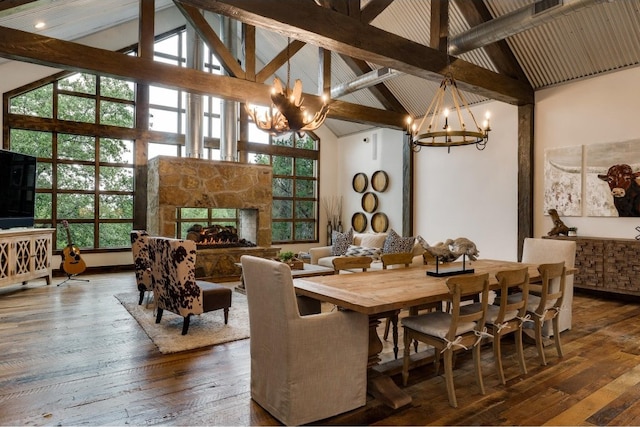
[[345, 245, 382, 261], [331, 228, 353, 256], [357, 232, 388, 249], [383, 229, 415, 254]]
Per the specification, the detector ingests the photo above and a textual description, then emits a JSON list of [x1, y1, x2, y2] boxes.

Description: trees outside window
[[3, 27, 320, 253], [248, 132, 318, 244], [8, 74, 135, 250]]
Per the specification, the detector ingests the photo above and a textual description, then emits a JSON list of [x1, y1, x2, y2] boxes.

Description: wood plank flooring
[[1, 272, 640, 425]]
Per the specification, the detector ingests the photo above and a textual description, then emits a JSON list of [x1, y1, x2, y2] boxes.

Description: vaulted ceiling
[[1, 0, 639, 137]]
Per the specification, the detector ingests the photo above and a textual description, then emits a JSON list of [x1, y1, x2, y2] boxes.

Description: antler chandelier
[[246, 39, 329, 135], [406, 73, 491, 152]]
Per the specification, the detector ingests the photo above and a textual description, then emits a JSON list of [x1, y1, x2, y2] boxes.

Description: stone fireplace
[[147, 156, 279, 281]]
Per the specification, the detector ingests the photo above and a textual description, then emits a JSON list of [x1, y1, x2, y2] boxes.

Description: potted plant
[[278, 251, 303, 269]]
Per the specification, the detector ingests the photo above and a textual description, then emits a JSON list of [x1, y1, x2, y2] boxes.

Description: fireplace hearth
[[147, 157, 276, 281], [186, 224, 257, 249]]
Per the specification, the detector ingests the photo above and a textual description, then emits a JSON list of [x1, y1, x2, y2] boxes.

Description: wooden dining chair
[[526, 261, 567, 365], [402, 273, 490, 408], [380, 252, 412, 359], [331, 256, 372, 273], [464, 267, 530, 385], [381, 252, 440, 359]]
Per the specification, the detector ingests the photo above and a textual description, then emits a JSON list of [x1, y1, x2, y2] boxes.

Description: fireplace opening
[[177, 206, 260, 249], [186, 224, 256, 248]]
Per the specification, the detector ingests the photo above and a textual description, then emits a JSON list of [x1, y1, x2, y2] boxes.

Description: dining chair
[[381, 252, 440, 359], [401, 273, 490, 408], [464, 267, 530, 385], [332, 255, 372, 273], [521, 238, 576, 334], [525, 261, 567, 365], [240, 255, 369, 425]]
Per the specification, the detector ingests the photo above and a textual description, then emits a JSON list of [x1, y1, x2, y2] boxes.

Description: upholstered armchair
[[148, 237, 232, 335], [521, 237, 576, 335], [240, 255, 369, 426], [130, 230, 152, 305]]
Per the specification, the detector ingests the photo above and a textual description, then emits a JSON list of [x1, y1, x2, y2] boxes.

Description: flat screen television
[[0, 149, 37, 230]]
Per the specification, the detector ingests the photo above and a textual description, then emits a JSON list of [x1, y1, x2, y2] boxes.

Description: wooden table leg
[[366, 316, 412, 409]]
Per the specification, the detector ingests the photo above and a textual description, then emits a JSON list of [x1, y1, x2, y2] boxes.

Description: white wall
[[336, 128, 405, 235], [414, 101, 520, 261], [534, 66, 640, 239], [331, 101, 520, 261]]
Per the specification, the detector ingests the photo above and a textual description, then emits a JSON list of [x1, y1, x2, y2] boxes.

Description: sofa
[[309, 230, 426, 271]]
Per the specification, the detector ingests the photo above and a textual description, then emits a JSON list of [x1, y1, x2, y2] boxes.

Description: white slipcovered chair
[[240, 255, 369, 426], [521, 237, 576, 335]]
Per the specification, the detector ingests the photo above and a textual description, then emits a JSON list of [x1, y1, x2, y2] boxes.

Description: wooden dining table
[[293, 259, 549, 409]]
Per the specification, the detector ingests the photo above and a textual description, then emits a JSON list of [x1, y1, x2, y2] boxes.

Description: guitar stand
[[57, 274, 90, 286]]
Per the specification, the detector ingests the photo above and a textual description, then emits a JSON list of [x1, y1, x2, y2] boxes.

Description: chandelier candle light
[[246, 39, 330, 135], [406, 73, 491, 152]]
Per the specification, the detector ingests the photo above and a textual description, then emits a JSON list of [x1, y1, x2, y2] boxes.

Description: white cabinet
[[0, 228, 54, 288]]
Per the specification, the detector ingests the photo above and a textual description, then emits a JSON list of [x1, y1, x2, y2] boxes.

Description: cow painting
[[597, 164, 640, 217]]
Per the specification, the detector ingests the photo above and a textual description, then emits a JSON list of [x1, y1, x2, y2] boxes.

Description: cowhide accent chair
[[148, 236, 232, 335], [130, 230, 152, 305]]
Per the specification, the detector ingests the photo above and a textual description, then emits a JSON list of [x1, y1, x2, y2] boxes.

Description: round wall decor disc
[[351, 212, 367, 232], [371, 212, 389, 232], [371, 170, 389, 192], [352, 172, 368, 193], [361, 192, 378, 213]]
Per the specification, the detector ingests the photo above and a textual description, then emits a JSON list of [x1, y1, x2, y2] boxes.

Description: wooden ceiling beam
[[255, 39, 305, 84], [0, 0, 38, 14], [338, 55, 407, 114], [360, 0, 393, 23], [0, 25, 405, 129], [453, 0, 529, 84], [176, 0, 533, 105], [173, 1, 245, 78], [430, 0, 448, 52], [330, 0, 406, 114]]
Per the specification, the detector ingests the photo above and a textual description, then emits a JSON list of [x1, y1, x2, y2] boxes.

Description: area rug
[[115, 291, 250, 354]]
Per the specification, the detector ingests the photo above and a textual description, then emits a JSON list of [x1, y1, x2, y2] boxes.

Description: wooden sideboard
[[0, 228, 54, 289], [545, 235, 640, 296]]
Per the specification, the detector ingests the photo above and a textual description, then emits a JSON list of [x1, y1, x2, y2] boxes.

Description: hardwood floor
[[2, 272, 640, 425]]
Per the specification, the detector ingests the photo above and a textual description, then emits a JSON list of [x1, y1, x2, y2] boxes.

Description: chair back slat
[[536, 261, 566, 313], [332, 256, 372, 272], [381, 252, 413, 269], [446, 273, 490, 340], [495, 267, 530, 323]]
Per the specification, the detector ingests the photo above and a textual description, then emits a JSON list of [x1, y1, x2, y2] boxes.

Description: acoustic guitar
[[60, 220, 87, 276]]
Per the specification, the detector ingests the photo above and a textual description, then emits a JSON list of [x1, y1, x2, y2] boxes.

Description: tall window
[[8, 74, 135, 250], [4, 27, 320, 251], [247, 131, 319, 244]]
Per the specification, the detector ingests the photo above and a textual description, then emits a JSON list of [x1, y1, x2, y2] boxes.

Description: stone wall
[[147, 156, 272, 247]]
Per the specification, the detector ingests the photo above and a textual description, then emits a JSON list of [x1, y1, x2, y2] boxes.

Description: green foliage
[[10, 85, 53, 118], [279, 251, 295, 262], [248, 132, 318, 243], [9, 72, 135, 250]]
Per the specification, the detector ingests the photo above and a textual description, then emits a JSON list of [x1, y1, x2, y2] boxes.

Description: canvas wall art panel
[[585, 139, 640, 217], [544, 145, 583, 216]]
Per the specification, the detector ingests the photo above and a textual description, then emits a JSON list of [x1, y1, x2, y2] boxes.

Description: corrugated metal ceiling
[[1, 0, 639, 137]]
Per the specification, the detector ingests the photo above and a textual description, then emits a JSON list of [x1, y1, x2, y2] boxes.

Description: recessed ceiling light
[[34, 21, 46, 29]]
